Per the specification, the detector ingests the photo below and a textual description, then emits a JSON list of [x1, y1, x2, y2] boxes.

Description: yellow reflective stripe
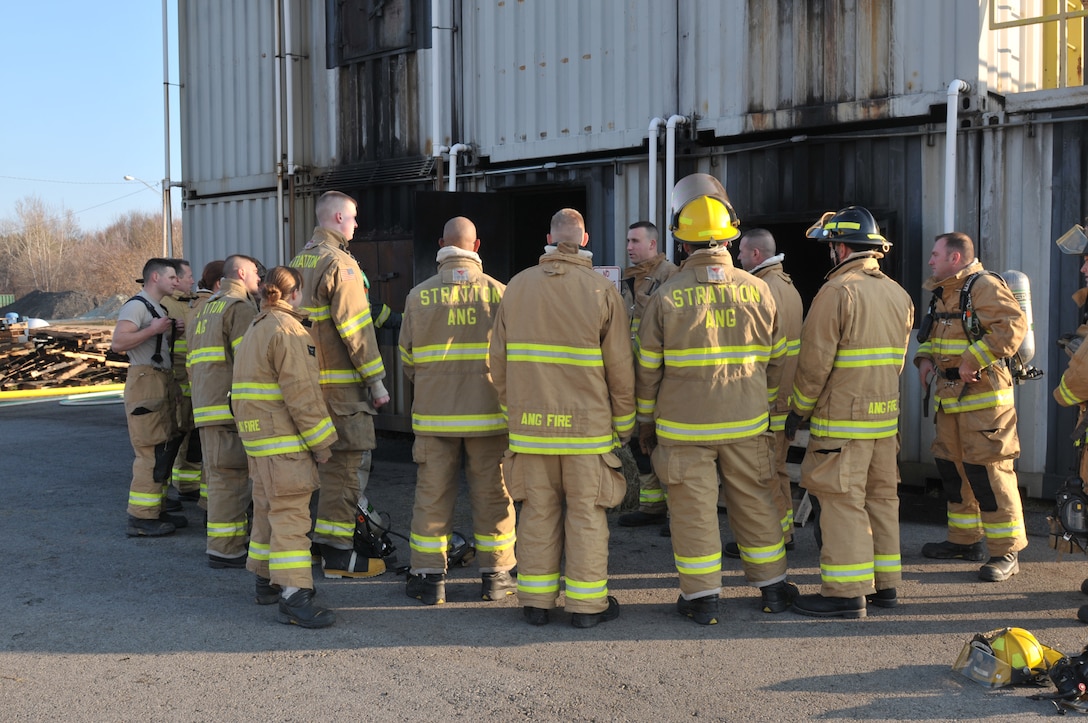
[[174, 339, 188, 353], [230, 335, 245, 351], [785, 338, 800, 355], [809, 417, 898, 439], [128, 490, 164, 507], [917, 341, 932, 356], [179, 383, 192, 397], [303, 305, 331, 321], [767, 385, 779, 404], [780, 511, 793, 533], [475, 530, 516, 552], [248, 541, 270, 561], [663, 344, 772, 367], [171, 468, 201, 483], [188, 346, 227, 365], [637, 346, 664, 369], [613, 412, 636, 434], [300, 417, 336, 447], [240, 434, 308, 456], [928, 338, 969, 355], [231, 382, 284, 400], [820, 561, 874, 583], [948, 512, 981, 530], [337, 309, 375, 338], [374, 305, 391, 327], [507, 342, 604, 367], [412, 413, 507, 434], [194, 405, 233, 424], [792, 385, 817, 413], [207, 521, 248, 538], [656, 414, 769, 442], [736, 541, 786, 565], [629, 316, 640, 333], [409, 533, 450, 553], [1058, 376, 1085, 406], [826, 220, 861, 230], [313, 518, 354, 539], [832, 347, 906, 368], [517, 572, 560, 594], [508, 433, 614, 455], [410, 342, 490, 363], [399, 344, 412, 366], [565, 578, 608, 600], [359, 356, 385, 378], [675, 552, 722, 575], [269, 549, 313, 570], [874, 554, 902, 573], [319, 368, 362, 385], [769, 410, 787, 431], [636, 397, 656, 416], [982, 520, 1024, 539], [937, 387, 1014, 413], [640, 488, 666, 504], [968, 340, 999, 368], [769, 336, 787, 360]]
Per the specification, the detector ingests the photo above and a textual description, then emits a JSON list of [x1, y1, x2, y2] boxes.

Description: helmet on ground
[[807, 205, 890, 249], [448, 531, 477, 567], [953, 627, 1065, 687], [669, 173, 741, 246]]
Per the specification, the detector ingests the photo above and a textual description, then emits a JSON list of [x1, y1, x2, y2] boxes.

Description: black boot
[[406, 573, 446, 605], [255, 577, 281, 605], [481, 571, 517, 601], [760, 581, 799, 613], [978, 552, 1019, 582], [570, 596, 620, 629], [277, 589, 335, 628], [676, 594, 719, 625], [792, 593, 866, 619]]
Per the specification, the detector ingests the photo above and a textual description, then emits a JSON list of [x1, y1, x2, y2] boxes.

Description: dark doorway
[[413, 186, 588, 285]]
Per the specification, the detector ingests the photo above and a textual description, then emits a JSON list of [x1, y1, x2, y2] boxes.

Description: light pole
[[124, 175, 169, 257]]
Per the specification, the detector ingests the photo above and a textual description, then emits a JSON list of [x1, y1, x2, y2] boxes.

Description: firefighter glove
[[784, 411, 804, 442], [638, 422, 657, 456]]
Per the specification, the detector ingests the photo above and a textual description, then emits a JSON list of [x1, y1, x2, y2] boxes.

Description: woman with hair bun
[[232, 266, 339, 628]]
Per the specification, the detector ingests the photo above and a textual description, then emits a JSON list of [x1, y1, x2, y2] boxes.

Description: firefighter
[[288, 190, 389, 578], [113, 258, 188, 537], [399, 216, 517, 605], [786, 206, 914, 618], [616, 221, 678, 533], [1052, 245, 1088, 622], [187, 259, 226, 507], [159, 260, 204, 509], [489, 208, 634, 628], [232, 266, 338, 627], [916, 232, 1028, 582], [635, 173, 795, 625], [187, 254, 261, 568], [729, 228, 805, 555]]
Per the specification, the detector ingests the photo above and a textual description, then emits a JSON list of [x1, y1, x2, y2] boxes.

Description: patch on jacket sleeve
[[308, 345, 316, 357], [706, 265, 727, 283], [340, 267, 356, 282]]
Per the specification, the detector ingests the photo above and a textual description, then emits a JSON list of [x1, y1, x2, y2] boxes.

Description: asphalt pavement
[[2, 398, 1088, 721]]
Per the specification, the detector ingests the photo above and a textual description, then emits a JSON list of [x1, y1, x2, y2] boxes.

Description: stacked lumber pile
[[0, 322, 128, 391]]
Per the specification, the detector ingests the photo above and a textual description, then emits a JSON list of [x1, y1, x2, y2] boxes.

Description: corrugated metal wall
[[183, 194, 283, 275]]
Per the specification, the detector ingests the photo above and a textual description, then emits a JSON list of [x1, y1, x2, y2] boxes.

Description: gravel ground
[[2, 399, 1087, 721]]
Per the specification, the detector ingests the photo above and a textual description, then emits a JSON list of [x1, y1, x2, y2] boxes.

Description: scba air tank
[[1003, 269, 1035, 363]]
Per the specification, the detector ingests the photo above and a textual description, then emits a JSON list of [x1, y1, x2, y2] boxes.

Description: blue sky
[[0, 1, 182, 232]]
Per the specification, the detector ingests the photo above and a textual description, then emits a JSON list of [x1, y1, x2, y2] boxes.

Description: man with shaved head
[[398, 216, 517, 605], [490, 208, 635, 628]]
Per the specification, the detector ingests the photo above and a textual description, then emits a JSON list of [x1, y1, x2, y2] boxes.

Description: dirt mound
[[78, 294, 129, 320], [0, 290, 102, 321]]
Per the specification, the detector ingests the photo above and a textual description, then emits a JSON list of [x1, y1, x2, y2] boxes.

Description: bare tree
[[0, 197, 83, 297]]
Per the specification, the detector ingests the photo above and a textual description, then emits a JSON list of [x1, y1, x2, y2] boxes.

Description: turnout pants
[[247, 452, 319, 590], [200, 426, 252, 558], [655, 434, 786, 599], [171, 392, 204, 501], [770, 429, 794, 543], [409, 434, 516, 574], [801, 435, 901, 598], [629, 439, 666, 514], [932, 405, 1026, 557], [313, 405, 375, 551], [124, 366, 179, 519], [509, 452, 625, 615]]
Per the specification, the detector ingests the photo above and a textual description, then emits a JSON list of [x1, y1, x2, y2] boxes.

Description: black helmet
[[807, 206, 890, 249]]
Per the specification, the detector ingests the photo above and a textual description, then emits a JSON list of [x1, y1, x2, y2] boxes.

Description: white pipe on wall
[[647, 117, 664, 227], [664, 114, 688, 263], [944, 79, 970, 232], [274, 0, 285, 262], [162, 0, 173, 257], [448, 143, 470, 191], [431, 0, 448, 158]]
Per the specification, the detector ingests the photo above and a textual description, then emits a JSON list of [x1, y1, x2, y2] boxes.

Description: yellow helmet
[[954, 627, 1065, 687], [669, 173, 741, 245]]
